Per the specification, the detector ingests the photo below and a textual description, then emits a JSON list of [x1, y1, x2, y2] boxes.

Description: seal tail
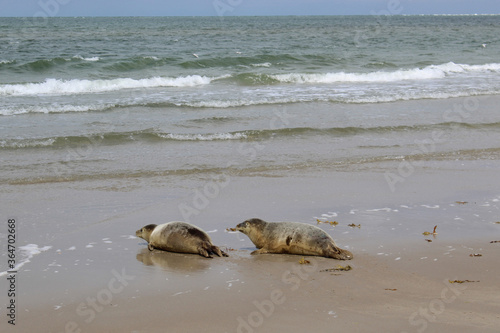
[[212, 245, 229, 257], [198, 243, 229, 258], [199, 249, 211, 258]]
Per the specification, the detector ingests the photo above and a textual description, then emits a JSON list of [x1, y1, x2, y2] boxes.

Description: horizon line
[[1, 13, 500, 18]]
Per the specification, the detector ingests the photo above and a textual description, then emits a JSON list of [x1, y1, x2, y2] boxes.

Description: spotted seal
[[136, 222, 228, 258], [235, 218, 353, 260]]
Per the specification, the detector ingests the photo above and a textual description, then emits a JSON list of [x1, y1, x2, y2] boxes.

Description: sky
[[0, 0, 499, 17]]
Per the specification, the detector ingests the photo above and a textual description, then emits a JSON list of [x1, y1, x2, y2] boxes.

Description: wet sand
[[6, 242, 500, 333], [1, 164, 500, 332]]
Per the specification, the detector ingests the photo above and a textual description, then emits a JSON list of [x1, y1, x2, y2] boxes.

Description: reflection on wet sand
[[136, 248, 211, 273]]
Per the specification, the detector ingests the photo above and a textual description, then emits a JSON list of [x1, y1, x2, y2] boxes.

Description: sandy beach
[[4, 238, 500, 333], [26, 245, 500, 333], [2, 161, 500, 332]]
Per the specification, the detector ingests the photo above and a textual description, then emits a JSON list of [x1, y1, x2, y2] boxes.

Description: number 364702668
[[7, 219, 16, 269]]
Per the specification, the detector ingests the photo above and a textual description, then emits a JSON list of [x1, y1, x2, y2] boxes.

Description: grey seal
[[136, 222, 228, 258], [236, 218, 353, 260]]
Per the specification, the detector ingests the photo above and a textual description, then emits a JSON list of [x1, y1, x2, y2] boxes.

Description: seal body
[[136, 222, 228, 258], [236, 218, 353, 260]]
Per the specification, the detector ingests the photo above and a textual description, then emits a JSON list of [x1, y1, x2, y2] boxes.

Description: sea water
[[1, 15, 500, 187]]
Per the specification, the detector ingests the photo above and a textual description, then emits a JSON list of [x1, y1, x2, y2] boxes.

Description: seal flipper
[[211, 245, 228, 257], [212, 246, 222, 257], [148, 243, 155, 251], [197, 242, 229, 258], [198, 246, 213, 258], [251, 248, 271, 255]]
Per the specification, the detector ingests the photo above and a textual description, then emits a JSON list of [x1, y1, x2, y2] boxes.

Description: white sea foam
[[173, 290, 192, 296], [320, 212, 338, 218], [0, 103, 117, 116], [1, 87, 496, 116], [271, 62, 500, 84], [252, 62, 272, 67], [0, 244, 52, 277], [0, 75, 215, 96], [185, 96, 307, 108], [159, 132, 247, 141], [184, 86, 499, 108], [122, 235, 137, 239], [421, 205, 440, 209], [328, 311, 338, 318], [0, 138, 56, 148], [366, 208, 395, 212], [73, 55, 100, 62], [1, 62, 498, 115]]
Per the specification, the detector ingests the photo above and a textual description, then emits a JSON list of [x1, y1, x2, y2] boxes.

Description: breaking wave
[[0, 75, 219, 96]]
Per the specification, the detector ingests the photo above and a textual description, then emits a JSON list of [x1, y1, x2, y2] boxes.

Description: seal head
[[136, 224, 157, 243]]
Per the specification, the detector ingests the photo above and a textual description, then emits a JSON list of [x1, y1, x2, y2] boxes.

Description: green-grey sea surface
[[1, 15, 500, 185]]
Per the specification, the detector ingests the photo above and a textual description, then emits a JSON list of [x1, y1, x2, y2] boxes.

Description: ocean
[[1, 15, 500, 189]]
